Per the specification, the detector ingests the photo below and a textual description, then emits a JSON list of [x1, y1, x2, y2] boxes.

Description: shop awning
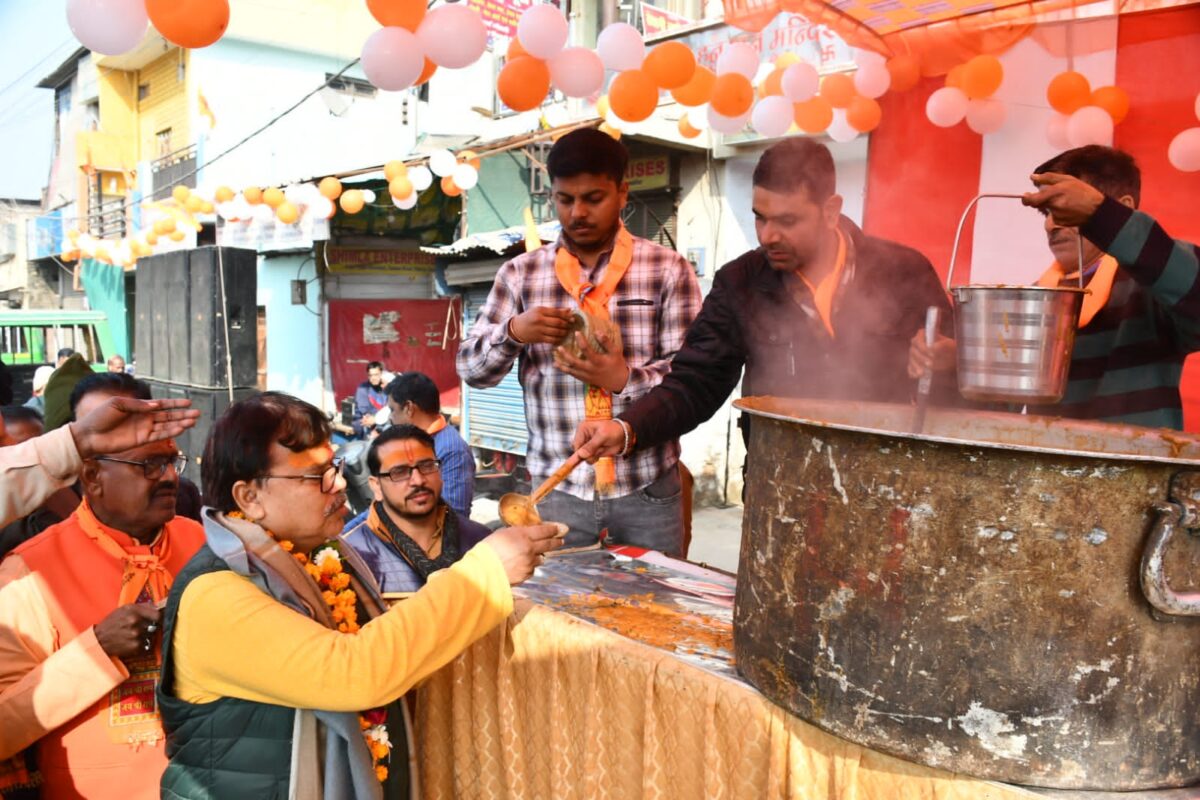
[[421, 220, 562, 258]]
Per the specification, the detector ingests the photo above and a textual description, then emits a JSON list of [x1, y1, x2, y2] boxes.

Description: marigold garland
[[227, 511, 389, 782]]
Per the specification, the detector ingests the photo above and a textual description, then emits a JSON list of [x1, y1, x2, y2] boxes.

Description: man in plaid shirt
[[457, 128, 701, 556]]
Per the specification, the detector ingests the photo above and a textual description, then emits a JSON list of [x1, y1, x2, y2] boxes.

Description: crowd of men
[[0, 126, 1196, 799]]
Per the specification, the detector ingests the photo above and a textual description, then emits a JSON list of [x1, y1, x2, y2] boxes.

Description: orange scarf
[[1035, 254, 1119, 329], [76, 498, 174, 606], [425, 415, 447, 436], [795, 229, 848, 338], [554, 226, 635, 494]]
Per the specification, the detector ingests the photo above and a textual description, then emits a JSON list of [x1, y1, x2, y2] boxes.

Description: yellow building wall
[[137, 50, 191, 162]]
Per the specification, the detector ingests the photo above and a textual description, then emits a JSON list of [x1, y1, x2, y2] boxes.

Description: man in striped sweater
[[912, 146, 1200, 429]]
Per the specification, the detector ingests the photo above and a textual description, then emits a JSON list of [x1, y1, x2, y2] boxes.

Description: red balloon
[[145, 0, 229, 49]]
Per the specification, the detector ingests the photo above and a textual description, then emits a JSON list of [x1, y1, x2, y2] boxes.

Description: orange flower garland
[[227, 511, 388, 782]]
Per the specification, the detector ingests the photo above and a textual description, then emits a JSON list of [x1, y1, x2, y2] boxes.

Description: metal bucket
[[733, 396, 1200, 790], [946, 194, 1087, 404]]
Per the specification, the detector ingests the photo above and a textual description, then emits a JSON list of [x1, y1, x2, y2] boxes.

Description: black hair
[[366, 423, 436, 476], [202, 391, 332, 512], [56, 347, 77, 360], [68, 372, 153, 421], [546, 127, 629, 187], [752, 138, 836, 202], [1, 405, 43, 425], [387, 371, 440, 415], [367, 361, 384, 373], [1035, 145, 1141, 207]]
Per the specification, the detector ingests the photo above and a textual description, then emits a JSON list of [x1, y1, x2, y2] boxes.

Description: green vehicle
[[0, 309, 117, 402]]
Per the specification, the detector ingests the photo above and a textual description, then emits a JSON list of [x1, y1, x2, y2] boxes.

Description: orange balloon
[[886, 54, 921, 92], [366, 0, 426, 31], [441, 175, 462, 197], [145, 0, 230, 49], [671, 66, 715, 107], [498, 57, 551, 113], [598, 122, 622, 140], [340, 190, 365, 214], [214, 185, 234, 203], [389, 175, 414, 199], [760, 66, 786, 98], [1091, 85, 1130, 124], [846, 95, 882, 132], [944, 64, 965, 90], [172, 185, 191, 203], [1047, 71, 1091, 115], [507, 38, 529, 61], [820, 73, 856, 109], [793, 96, 833, 133], [319, 177, 342, 200], [710, 72, 754, 118], [459, 150, 482, 170], [154, 218, 177, 235], [185, 195, 204, 214], [678, 117, 701, 139], [385, 160, 408, 181], [146, 231, 159, 246], [609, 70, 659, 122], [243, 187, 264, 205], [263, 187, 285, 208], [200, 201, 214, 214], [962, 55, 1003, 100], [643, 41, 696, 90], [415, 58, 437, 86], [276, 202, 299, 225]]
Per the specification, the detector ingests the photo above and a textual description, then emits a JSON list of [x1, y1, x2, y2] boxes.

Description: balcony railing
[[150, 144, 197, 200]]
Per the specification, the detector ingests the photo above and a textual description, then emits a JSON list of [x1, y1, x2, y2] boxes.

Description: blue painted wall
[[258, 253, 322, 407]]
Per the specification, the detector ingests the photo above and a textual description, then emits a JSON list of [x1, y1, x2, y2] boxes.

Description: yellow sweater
[[170, 544, 512, 710]]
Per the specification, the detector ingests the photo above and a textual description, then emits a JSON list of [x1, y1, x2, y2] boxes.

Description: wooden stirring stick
[[529, 451, 586, 506]]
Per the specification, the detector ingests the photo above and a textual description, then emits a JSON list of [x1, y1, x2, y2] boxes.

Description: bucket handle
[[1140, 471, 1200, 618], [945, 193, 1085, 292]]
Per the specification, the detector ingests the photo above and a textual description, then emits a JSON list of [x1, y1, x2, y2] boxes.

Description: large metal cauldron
[[733, 396, 1200, 791]]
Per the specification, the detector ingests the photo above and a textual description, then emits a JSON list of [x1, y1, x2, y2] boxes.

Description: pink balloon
[[966, 98, 1007, 135], [66, 0, 147, 56], [1047, 114, 1071, 150], [707, 105, 750, 134], [1066, 105, 1113, 147], [926, 87, 968, 128], [518, 4, 568, 59], [1168, 127, 1200, 172], [751, 96, 793, 138], [597, 23, 644, 71], [853, 62, 891, 100], [716, 42, 759, 79], [781, 62, 819, 102], [417, 4, 487, 69], [361, 27, 425, 91], [549, 47, 604, 98]]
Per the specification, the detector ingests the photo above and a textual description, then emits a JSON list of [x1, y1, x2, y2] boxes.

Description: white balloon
[[926, 87, 968, 128], [685, 104, 710, 131], [417, 4, 487, 69], [409, 165, 434, 191], [596, 23, 644, 71], [751, 96, 793, 138], [826, 110, 859, 143], [782, 62, 819, 102], [549, 47, 605, 98], [517, 4, 569, 59], [1066, 105, 1113, 147], [216, 202, 236, 221], [1168, 127, 1200, 172], [362, 190, 377, 204], [253, 204, 275, 224], [66, 0, 147, 56], [428, 149, 457, 177], [393, 192, 420, 210], [853, 49, 887, 69], [716, 42, 759, 79], [452, 163, 479, 191], [966, 98, 1007, 135], [312, 197, 336, 218], [853, 62, 891, 99], [1047, 114, 1071, 150], [707, 105, 750, 134]]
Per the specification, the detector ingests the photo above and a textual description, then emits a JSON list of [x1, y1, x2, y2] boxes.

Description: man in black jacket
[[574, 137, 951, 459]]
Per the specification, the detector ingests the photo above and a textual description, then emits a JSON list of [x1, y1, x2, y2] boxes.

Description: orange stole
[[13, 511, 204, 800], [1035, 254, 1119, 329], [554, 226, 635, 495]]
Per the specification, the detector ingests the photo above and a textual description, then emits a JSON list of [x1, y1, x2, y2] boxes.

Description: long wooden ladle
[[498, 451, 585, 526]]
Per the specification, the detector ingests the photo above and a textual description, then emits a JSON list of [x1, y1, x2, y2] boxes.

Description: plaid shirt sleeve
[[620, 250, 702, 398], [456, 257, 526, 389]]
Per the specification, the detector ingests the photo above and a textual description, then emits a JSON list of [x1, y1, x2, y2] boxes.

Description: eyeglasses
[[376, 459, 441, 483], [94, 454, 187, 480], [261, 458, 345, 494]]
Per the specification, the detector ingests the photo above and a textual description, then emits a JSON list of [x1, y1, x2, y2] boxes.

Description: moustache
[[406, 489, 434, 502], [323, 495, 348, 518]]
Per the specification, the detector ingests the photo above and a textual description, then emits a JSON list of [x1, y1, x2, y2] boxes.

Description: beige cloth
[[0, 426, 81, 529], [416, 601, 1051, 800]]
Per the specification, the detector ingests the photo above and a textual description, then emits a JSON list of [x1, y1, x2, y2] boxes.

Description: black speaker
[[142, 379, 256, 468]]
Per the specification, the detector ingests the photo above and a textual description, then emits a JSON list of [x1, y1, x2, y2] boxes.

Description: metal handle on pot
[[1140, 473, 1200, 618], [945, 193, 1085, 291]]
